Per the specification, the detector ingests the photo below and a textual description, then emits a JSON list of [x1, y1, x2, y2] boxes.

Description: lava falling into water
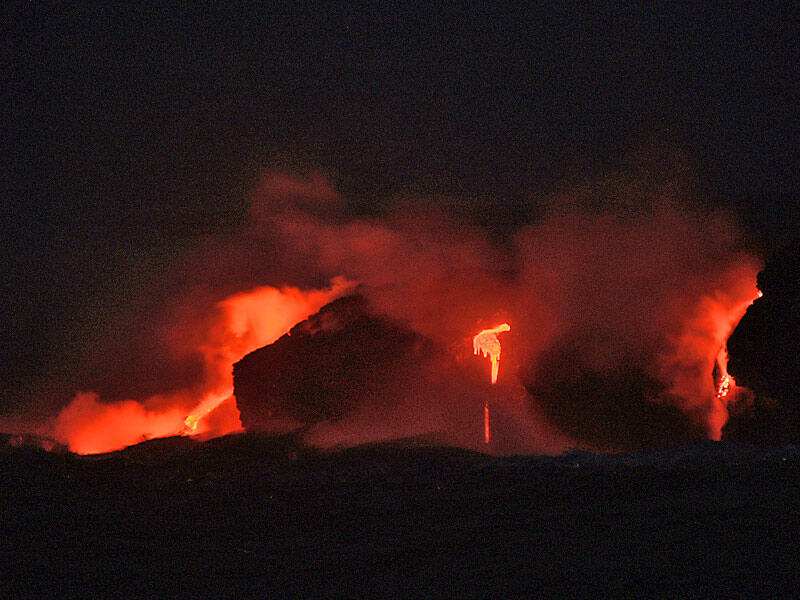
[[713, 290, 763, 401], [660, 271, 762, 439], [473, 324, 511, 385], [473, 323, 511, 444], [179, 281, 356, 434], [714, 347, 733, 400], [51, 278, 353, 454], [30, 165, 769, 455]]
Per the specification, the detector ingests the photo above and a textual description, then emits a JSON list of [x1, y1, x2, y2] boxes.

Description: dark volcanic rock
[[724, 240, 800, 443], [521, 330, 704, 451], [234, 295, 433, 430]]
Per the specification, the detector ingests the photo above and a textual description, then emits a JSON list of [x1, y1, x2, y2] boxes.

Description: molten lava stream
[[180, 278, 355, 437], [484, 400, 490, 445], [52, 278, 354, 454], [473, 323, 511, 444]]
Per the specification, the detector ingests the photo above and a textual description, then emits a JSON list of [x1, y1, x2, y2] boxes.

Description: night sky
[[5, 4, 799, 418]]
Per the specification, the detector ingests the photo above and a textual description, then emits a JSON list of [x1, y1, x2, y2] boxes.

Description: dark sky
[[5, 3, 799, 416]]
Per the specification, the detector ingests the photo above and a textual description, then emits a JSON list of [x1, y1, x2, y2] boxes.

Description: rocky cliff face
[[233, 295, 434, 431], [521, 330, 704, 451], [724, 241, 800, 443]]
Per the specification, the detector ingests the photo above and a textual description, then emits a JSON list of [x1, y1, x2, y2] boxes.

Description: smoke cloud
[[44, 149, 761, 453]]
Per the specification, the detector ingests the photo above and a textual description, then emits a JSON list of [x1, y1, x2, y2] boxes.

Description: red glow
[[484, 400, 491, 445], [658, 264, 761, 439], [51, 278, 353, 454], [35, 167, 768, 455], [714, 347, 733, 399], [473, 323, 511, 385], [473, 323, 510, 445], [52, 393, 190, 455]]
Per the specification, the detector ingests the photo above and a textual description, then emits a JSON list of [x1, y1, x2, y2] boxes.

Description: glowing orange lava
[[716, 374, 732, 399], [714, 347, 733, 399], [473, 323, 510, 445], [660, 267, 761, 440], [713, 291, 761, 402], [473, 323, 511, 384], [484, 400, 491, 445], [53, 277, 354, 454]]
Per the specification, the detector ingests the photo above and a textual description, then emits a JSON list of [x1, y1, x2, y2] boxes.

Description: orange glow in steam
[[659, 266, 761, 439], [484, 400, 491, 445], [714, 347, 733, 400], [53, 277, 354, 454]]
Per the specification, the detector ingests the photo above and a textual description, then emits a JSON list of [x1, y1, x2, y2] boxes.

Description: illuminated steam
[[52, 278, 353, 453], [37, 151, 763, 454]]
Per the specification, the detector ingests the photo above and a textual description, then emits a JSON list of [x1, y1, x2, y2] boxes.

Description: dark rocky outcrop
[[723, 240, 800, 444], [521, 330, 704, 451], [233, 295, 435, 430]]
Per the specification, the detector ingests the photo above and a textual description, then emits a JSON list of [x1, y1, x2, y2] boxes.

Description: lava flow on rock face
[[233, 296, 550, 452], [234, 295, 432, 429], [724, 241, 800, 444], [31, 167, 780, 455]]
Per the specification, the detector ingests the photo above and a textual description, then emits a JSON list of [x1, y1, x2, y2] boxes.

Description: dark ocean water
[[5, 433, 800, 598]]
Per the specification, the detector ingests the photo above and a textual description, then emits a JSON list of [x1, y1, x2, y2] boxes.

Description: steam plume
[[44, 150, 760, 453]]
